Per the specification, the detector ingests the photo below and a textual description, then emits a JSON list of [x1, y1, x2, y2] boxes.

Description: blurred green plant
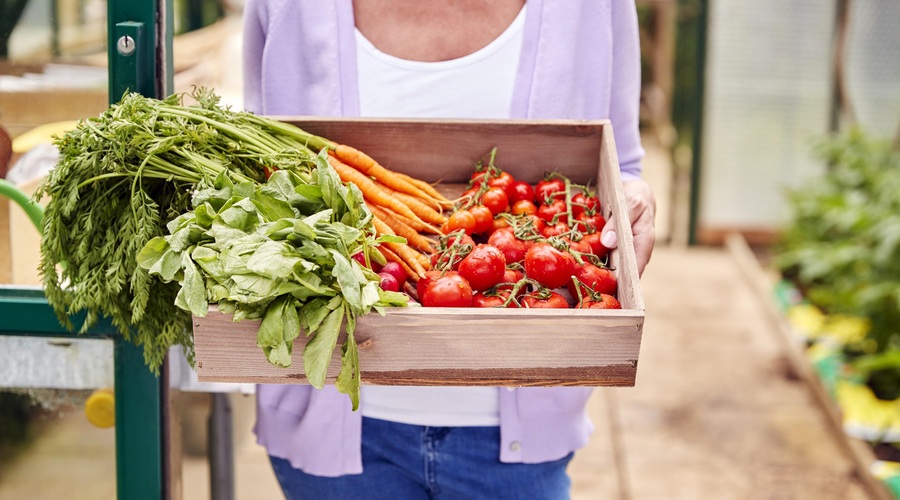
[[776, 128, 900, 397]]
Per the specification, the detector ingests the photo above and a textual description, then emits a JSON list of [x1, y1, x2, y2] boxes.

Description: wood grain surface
[[194, 119, 645, 386]]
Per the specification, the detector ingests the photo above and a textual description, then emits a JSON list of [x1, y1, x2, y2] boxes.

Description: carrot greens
[[37, 89, 401, 405]]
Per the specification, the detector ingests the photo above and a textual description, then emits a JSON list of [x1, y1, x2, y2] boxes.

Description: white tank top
[[355, 6, 525, 427]]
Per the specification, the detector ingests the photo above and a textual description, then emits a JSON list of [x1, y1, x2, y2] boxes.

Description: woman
[[243, 1, 656, 498]]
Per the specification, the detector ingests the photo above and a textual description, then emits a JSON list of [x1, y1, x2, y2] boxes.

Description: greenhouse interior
[[1, 0, 899, 499]]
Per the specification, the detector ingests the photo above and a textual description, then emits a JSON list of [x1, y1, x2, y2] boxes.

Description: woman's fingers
[[600, 179, 656, 276]]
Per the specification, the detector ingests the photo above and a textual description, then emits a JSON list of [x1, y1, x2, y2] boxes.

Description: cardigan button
[[509, 441, 521, 452]]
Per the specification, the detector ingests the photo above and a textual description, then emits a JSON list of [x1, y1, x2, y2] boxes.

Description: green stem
[[158, 106, 278, 154], [0, 179, 44, 231]]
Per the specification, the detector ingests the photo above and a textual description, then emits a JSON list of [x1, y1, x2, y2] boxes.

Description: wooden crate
[[193, 118, 645, 387]]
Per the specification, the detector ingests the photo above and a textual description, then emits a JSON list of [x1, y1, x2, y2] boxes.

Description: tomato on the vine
[[487, 227, 529, 264], [524, 243, 576, 289], [562, 237, 592, 256], [491, 216, 510, 233], [566, 264, 617, 299], [511, 199, 537, 216], [537, 199, 568, 225], [535, 178, 566, 203], [431, 232, 475, 269], [419, 271, 473, 307], [577, 293, 621, 309], [458, 244, 507, 292], [542, 221, 569, 238], [523, 214, 547, 236], [470, 170, 488, 188], [575, 211, 605, 232], [473, 290, 517, 308], [469, 205, 494, 234], [508, 181, 536, 204], [481, 187, 510, 215], [582, 232, 609, 258], [521, 290, 569, 309], [446, 209, 477, 235], [571, 192, 587, 218], [499, 268, 525, 288], [488, 171, 515, 198]]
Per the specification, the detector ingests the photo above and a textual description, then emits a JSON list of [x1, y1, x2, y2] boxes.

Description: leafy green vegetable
[[37, 88, 332, 371], [139, 161, 408, 408]]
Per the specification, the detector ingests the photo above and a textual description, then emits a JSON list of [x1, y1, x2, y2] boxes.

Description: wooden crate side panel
[[284, 118, 607, 185], [598, 125, 645, 311], [194, 310, 642, 386]]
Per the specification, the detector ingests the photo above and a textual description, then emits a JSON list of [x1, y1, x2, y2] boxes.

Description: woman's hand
[[600, 179, 656, 276]]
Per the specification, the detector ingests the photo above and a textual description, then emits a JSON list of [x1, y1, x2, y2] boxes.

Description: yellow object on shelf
[[85, 388, 116, 428], [11, 120, 79, 154]]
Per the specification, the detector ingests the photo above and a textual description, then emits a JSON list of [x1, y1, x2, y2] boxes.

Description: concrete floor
[[0, 244, 873, 500]]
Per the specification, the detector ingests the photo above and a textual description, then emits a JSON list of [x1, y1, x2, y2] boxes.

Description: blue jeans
[[269, 417, 574, 499]]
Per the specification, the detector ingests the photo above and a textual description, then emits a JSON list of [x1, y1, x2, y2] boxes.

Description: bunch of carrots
[[324, 143, 452, 283]]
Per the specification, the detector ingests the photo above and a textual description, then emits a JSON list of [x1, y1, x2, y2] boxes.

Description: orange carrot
[[332, 144, 436, 202], [396, 172, 453, 205], [370, 216, 428, 278], [388, 241, 427, 278], [384, 188, 448, 226], [389, 209, 443, 235], [327, 155, 423, 223], [368, 204, 437, 253], [414, 251, 432, 271]]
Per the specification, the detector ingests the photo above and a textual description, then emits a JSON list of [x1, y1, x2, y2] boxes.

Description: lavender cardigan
[[243, 0, 644, 477]]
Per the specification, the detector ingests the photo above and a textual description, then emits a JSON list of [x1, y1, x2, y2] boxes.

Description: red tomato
[[488, 171, 515, 198], [473, 290, 517, 308], [508, 181, 536, 204], [521, 290, 569, 309], [420, 271, 474, 307], [446, 209, 477, 235], [511, 199, 537, 216], [481, 187, 510, 215], [582, 232, 609, 258], [380, 261, 407, 288], [496, 268, 526, 296], [575, 212, 605, 232], [491, 216, 510, 233], [432, 232, 476, 270], [524, 243, 576, 289], [460, 186, 480, 200], [542, 221, 569, 238], [469, 205, 494, 234], [537, 199, 568, 225], [457, 244, 507, 291], [470, 171, 488, 188], [567, 264, 617, 299], [444, 231, 476, 248], [524, 214, 547, 236], [487, 228, 529, 264], [577, 293, 621, 309], [562, 237, 591, 256], [535, 178, 566, 203], [416, 270, 441, 301], [501, 268, 525, 285], [571, 193, 587, 218]]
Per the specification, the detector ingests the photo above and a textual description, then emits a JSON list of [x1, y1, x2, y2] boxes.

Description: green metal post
[[686, 0, 709, 246], [107, 1, 174, 498]]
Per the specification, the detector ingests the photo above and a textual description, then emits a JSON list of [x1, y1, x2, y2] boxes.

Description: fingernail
[[601, 230, 617, 248]]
